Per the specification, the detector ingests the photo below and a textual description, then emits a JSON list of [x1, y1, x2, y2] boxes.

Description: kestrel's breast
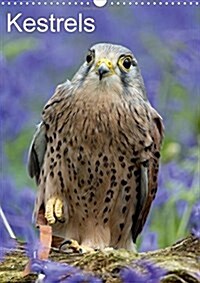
[[42, 97, 153, 248]]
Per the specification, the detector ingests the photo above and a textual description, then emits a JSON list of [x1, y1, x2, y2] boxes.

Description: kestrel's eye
[[123, 57, 132, 69], [118, 55, 136, 72], [86, 50, 95, 64]]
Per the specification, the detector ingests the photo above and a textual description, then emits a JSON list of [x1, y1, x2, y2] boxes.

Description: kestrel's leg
[[45, 197, 64, 224]]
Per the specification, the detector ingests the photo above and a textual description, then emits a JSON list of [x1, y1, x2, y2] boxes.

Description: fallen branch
[[0, 235, 199, 282]]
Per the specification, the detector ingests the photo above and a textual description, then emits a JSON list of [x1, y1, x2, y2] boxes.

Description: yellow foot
[[45, 197, 64, 225], [59, 239, 94, 254]]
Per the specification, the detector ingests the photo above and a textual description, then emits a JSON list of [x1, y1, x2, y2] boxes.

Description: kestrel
[[28, 43, 164, 251]]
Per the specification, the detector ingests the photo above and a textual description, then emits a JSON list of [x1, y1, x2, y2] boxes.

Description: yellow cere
[[96, 58, 114, 70]]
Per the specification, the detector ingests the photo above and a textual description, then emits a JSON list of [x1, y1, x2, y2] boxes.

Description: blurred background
[[0, 3, 199, 257]]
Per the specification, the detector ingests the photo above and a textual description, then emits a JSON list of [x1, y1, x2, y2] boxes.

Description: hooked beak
[[95, 58, 115, 81]]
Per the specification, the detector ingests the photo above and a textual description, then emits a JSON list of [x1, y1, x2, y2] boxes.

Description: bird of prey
[[28, 43, 164, 252]]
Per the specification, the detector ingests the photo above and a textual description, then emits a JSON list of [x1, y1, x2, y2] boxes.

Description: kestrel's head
[[72, 43, 146, 99]]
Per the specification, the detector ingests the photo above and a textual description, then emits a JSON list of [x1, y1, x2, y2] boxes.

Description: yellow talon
[[54, 198, 63, 220], [45, 197, 63, 225], [45, 197, 56, 224]]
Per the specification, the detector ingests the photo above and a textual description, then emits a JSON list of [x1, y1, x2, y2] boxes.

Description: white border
[[0, 1, 199, 6], [0, 1, 90, 5]]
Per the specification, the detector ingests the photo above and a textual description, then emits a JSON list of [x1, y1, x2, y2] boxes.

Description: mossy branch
[[0, 235, 199, 283]]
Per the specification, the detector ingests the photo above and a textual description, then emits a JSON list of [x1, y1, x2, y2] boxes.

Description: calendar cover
[[0, 1, 199, 282]]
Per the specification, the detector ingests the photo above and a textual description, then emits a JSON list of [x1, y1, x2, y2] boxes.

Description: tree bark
[[0, 235, 199, 283]]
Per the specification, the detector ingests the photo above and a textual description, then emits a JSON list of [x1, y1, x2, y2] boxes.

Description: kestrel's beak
[[95, 58, 115, 80]]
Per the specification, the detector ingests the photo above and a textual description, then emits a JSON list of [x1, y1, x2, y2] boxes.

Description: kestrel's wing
[[28, 80, 71, 183], [28, 122, 47, 184], [131, 107, 164, 242], [28, 80, 71, 227]]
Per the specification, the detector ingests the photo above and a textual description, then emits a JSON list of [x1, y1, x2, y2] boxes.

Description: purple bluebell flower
[[154, 165, 170, 207], [121, 267, 144, 283], [0, 236, 16, 262], [31, 258, 102, 283], [176, 200, 188, 218], [65, 273, 102, 283], [121, 260, 166, 283], [140, 232, 158, 252], [0, 55, 29, 140], [189, 202, 200, 239], [31, 259, 77, 281], [0, 205, 17, 261], [0, 177, 38, 260]]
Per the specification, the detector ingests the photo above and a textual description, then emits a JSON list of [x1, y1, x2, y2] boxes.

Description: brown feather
[[132, 110, 164, 241]]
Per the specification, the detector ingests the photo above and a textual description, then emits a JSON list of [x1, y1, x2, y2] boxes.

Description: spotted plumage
[[28, 43, 164, 251]]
